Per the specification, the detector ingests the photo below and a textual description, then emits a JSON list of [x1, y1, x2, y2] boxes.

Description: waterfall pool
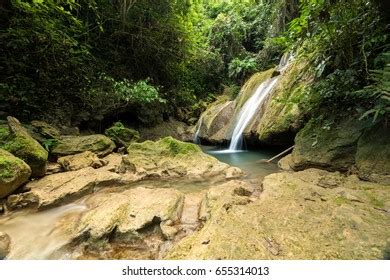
[[201, 146, 280, 179]]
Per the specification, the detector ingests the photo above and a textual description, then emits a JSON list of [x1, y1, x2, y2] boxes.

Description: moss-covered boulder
[[1, 117, 48, 177], [104, 122, 139, 147], [51, 134, 115, 158], [291, 116, 366, 172], [251, 60, 311, 146], [28, 120, 60, 142], [0, 149, 31, 198], [125, 137, 242, 178], [355, 124, 390, 185], [139, 119, 194, 142]]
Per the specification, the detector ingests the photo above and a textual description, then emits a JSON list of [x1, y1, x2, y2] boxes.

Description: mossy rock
[[127, 136, 201, 157], [0, 148, 31, 198], [1, 117, 48, 177], [356, 124, 390, 185], [105, 122, 139, 148], [291, 116, 367, 172], [51, 134, 116, 158], [251, 59, 311, 146]]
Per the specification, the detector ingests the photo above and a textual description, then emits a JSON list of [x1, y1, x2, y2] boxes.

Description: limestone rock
[[278, 154, 293, 171], [58, 151, 107, 171], [105, 122, 139, 147], [355, 124, 390, 185], [6, 167, 126, 210], [74, 187, 184, 240], [51, 134, 115, 157], [291, 117, 366, 172], [139, 119, 194, 142], [1, 117, 48, 177], [166, 169, 390, 260], [125, 137, 242, 179], [30, 120, 60, 141], [197, 99, 235, 144], [0, 149, 31, 198], [0, 232, 11, 259]]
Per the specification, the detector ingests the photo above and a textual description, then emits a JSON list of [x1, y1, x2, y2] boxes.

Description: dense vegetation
[[0, 0, 388, 129]]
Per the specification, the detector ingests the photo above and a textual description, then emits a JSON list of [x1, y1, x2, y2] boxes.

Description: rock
[[160, 221, 179, 240], [355, 124, 390, 185], [1, 117, 48, 177], [58, 151, 107, 171], [291, 116, 366, 172], [105, 122, 140, 147], [6, 167, 127, 210], [195, 61, 310, 147], [45, 163, 63, 175], [0, 149, 31, 198], [51, 134, 115, 158], [0, 232, 11, 259], [252, 60, 310, 146], [60, 126, 80, 136], [125, 137, 242, 179], [166, 169, 390, 260], [278, 154, 293, 171], [197, 99, 235, 144], [139, 119, 194, 142], [73, 187, 184, 240], [30, 120, 60, 140]]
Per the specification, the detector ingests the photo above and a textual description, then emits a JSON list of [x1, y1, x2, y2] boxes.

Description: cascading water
[[228, 77, 279, 151], [193, 117, 202, 144], [227, 53, 293, 151]]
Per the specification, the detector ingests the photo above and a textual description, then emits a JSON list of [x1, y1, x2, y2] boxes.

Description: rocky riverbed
[[0, 117, 389, 260]]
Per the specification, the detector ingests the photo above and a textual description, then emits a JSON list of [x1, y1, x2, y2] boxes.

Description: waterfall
[[193, 117, 202, 144], [228, 77, 279, 151]]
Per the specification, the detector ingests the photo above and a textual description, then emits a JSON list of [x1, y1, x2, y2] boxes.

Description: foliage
[[286, 0, 389, 124], [228, 56, 258, 82], [357, 52, 390, 122]]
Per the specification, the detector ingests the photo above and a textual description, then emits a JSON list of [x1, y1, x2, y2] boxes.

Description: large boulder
[[125, 137, 242, 179], [139, 119, 194, 142], [6, 167, 125, 210], [250, 60, 311, 146], [167, 169, 390, 260], [197, 99, 235, 144], [105, 122, 139, 147], [355, 124, 390, 185], [73, 187, 184, 241], [0, 149, 31, 198], [51, 134, 115, 157], [291, 117, 366, 172], [57, 151, 107, 171], [1, 117, 48, 177]]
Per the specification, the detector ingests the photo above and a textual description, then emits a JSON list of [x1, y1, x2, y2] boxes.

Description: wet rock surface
[[0, 231, 11, 259]]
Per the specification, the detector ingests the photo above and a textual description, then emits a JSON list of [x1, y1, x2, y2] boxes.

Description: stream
[[0, 145, 281, 259]]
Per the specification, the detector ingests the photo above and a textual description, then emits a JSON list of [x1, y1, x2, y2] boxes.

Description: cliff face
[[196, 58, 311, 147]]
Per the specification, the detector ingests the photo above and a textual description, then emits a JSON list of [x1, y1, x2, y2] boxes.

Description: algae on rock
[[105, 122, 140, 147], [1, 117, 48, 178], [0, 149, 31, 199]]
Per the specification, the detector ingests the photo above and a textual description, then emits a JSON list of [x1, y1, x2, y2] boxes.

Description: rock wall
[[196, 58, 312, 147]]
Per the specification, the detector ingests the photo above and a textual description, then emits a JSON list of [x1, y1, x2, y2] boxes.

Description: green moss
[[0, 149, 29, 179], [105, 122, 140, 147], [128, 137, 201, 157], [334, 196, 349, 205], [2, 136, 48, 164]]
